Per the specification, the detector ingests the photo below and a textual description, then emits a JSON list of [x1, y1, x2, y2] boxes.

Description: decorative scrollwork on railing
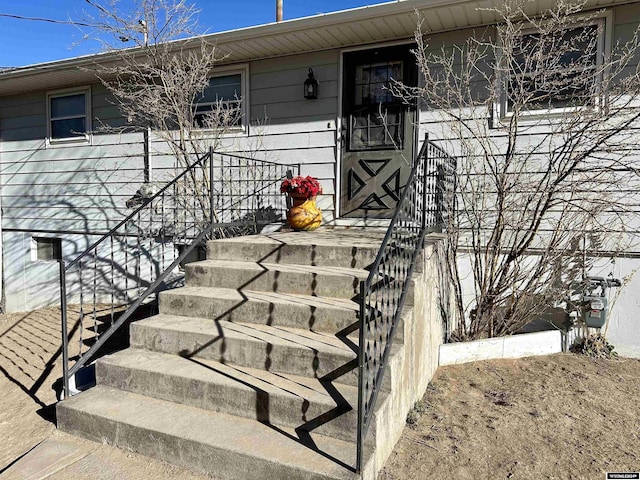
[[356, 135, 456, 472], [59, 148, 298, 398]]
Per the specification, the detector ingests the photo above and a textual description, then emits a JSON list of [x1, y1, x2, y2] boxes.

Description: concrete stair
[[58, 386, 360, 480], [57, 229, 416, 480], [184, 260, 369, 297]]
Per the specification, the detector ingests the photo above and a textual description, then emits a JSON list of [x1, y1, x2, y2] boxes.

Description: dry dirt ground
[[1, 307, 639, 479], [381, 353, 640, 480]]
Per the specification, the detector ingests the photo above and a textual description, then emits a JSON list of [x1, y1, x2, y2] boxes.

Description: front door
[[340, 45, 418, 218]]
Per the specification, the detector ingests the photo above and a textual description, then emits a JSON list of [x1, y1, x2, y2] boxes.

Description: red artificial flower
[[280, 175, 323, 197]]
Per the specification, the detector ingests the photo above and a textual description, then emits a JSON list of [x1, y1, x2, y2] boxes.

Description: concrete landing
[[206, 229, 387, 268]]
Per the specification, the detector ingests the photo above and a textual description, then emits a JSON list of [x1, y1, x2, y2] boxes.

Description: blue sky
[[0, 0, 390, 68]]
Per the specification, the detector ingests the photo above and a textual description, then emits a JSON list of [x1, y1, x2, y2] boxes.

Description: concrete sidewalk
[[1, 432, 216, 480]]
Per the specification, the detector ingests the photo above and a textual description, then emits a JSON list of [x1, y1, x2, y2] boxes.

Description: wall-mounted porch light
[[304, 68, 318, 99]]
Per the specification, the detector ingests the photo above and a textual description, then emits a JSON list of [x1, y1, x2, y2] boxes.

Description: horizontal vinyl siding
[[247, 49, 340, 221], [0, 147, 145, 233], [0, 84, 147, 311], [418, 5, 640, 254], [0, 49, 344, 312]]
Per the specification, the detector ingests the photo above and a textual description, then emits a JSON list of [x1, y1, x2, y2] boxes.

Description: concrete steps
[[129, 314, 362, 386], [185, 259, 369, 298], [96, 348, 374, 443], [159, 286, 360, 333], [57, 386, 363, 480], [57, 229, 424, 480]]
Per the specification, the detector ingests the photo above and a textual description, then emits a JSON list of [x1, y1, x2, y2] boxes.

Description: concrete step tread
[[161, 286, 359, 311], [209, 230, 386, 248], [100, 348, 358, 407], [206, 229, 386, 268], [58, 386, 360, 480], [187, 259, 371, 279], [134, 314, 358, 357]]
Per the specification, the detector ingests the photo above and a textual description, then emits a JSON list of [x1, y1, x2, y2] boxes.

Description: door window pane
[[349, 108, 403, 150], [354, 61, 403, 106]]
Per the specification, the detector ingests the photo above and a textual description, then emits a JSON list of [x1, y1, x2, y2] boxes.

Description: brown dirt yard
[[1, 307, 639, 479], [381, 353, 640, 480]]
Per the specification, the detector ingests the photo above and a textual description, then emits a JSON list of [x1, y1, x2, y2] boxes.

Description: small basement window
[[31, 237, 62, 262], [47, 87, 91, 142]]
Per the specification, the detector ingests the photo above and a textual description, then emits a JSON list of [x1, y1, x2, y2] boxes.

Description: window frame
[[31, 236, 62, 262], [46, 86, 92, 145], [192, 64, 249, 134], [496, 11, 612, 121]]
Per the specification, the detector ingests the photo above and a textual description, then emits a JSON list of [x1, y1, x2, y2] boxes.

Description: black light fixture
[[304, 68, 318, 99]]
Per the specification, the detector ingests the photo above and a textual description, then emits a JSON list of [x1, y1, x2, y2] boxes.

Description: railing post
[[59, 260, 70, 399], [285, 169, 294, 210], [209, 146, 215, 232], [356, 279, 367, 474], [421, 133, 429, 230]]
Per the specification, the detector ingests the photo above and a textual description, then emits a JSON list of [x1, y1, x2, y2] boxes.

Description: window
[[500, 16, 607, 117], [47, 87, 91, 142], [193, 72, 245, 129], [350, 61, 404, 150], [31, 237, 62, 262]]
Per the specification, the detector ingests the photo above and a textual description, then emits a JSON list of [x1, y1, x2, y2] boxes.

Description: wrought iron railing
[[356, 135, 456, 472], [59, 148, 297, 398]]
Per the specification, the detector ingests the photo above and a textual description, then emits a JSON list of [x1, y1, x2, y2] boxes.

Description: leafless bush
[[77, 0, 257, 232], [396, 0, 640, 339]]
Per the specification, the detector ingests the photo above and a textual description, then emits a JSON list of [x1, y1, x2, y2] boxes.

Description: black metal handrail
[[356, 135, 456, 472], [59, 147, 298, 398]]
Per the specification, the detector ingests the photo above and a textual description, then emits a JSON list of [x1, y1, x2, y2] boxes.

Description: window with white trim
[[193, 72, 245, 129], [47, 87, 91, 141], [500, 16, 606, 117]]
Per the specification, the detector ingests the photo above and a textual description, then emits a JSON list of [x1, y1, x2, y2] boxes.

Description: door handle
[[340, 124, 347, 143]]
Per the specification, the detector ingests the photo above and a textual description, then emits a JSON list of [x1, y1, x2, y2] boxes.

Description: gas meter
[[579, 277, 621, 328]]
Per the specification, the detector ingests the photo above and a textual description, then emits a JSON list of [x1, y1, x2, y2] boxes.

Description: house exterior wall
[[0, 50, 342, 312], [1, 2, 638, 357], [0, 85, 145, 311], [416, 4, 640, 356], [247, 49, 339, 221]]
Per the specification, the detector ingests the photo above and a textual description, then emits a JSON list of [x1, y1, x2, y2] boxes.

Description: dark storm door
[[340, 45, 418, 218]]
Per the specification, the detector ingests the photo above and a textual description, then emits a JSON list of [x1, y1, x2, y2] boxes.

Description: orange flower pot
[[287, 195, 322, 231]]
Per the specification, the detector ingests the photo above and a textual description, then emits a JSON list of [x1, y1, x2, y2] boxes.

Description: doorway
[[340, 44, 418, 219]]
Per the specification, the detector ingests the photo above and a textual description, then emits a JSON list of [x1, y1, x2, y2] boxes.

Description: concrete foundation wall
[[455, 252, 640, 358]]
